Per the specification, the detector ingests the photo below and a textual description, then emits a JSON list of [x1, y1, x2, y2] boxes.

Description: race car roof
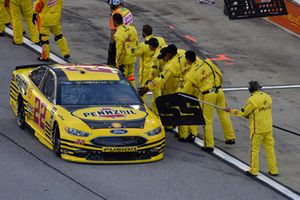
[[51, 64, 121, 81]]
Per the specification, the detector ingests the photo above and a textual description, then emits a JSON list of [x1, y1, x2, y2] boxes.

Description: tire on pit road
[[17, 96, 26, 129], [53, 124, 61, 157]]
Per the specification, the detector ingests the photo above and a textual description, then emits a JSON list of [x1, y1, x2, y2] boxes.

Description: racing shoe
[[12, 41, 23, 45], [187, 134, 196, 143], [201, 147, 214, 153], [268, 171, 278, 176], [245, 171, 257, 177], [34, 41, 42, 46], [225, 139, 235, 145], [37, 57, 50, 62], [64, 55, 70, 60]]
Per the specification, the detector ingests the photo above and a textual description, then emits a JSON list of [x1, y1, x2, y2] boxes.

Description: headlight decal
[[146, 126, 162, 136], [65, 127, 91, 137]]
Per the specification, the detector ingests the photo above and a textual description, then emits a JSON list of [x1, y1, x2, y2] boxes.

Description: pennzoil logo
[[83, 108, 136, 118], [103, 147, 137, 152]]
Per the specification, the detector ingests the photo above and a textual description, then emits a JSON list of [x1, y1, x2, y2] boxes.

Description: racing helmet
[[108, 0, 121, 5]]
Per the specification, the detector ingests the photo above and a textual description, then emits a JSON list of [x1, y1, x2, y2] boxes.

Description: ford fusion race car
[[9, 63, 165, 163]]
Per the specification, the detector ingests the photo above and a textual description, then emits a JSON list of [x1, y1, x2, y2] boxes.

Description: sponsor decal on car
[[72, 107, 147, 121], [110, 129, 128, 134], [102, 147, 137, 152]]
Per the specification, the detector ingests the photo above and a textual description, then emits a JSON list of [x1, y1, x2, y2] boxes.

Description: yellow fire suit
[[33, 0, 70, 60], [132, 35, 166, 87], [178, 66, 200, 139], [0, 0, 10, 33], [182, 58, 235, 146], [10, 0, 39, 44], [148, 49, 196, 135], [114, 24, 138, 87], [147, 45, 167, 115], [148, 49, 188, 94], [132, 35, 166, 102], [230, 91, 278, 175]]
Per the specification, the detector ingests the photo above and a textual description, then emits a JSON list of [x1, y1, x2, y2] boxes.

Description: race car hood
[[67, 106, 147, 129]]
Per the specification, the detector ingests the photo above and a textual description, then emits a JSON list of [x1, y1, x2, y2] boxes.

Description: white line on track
[[5, 26, 300, 200], [194, 137, 300, 199]]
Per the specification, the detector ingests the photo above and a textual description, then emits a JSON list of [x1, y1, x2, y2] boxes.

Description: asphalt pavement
[[0, 0, 300, 199]]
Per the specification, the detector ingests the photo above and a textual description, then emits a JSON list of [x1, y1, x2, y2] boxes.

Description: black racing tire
[[53, 125, 61, 157], [17, 99, 26, 129]]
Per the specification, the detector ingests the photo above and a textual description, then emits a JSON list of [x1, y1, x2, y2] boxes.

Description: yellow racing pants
[[0, 3, 10, 33], [40, 25, 70, 60], [215, 89, 235, 141], [10, 0, 39, 44], [151, 89, 161, 115], [121, 63, 136, 88], [249, 131, 278, 175], [201, 89, 235, 148]]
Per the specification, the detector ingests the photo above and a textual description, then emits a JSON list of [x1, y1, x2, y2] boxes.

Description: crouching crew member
[[224, 81, 278, 176]]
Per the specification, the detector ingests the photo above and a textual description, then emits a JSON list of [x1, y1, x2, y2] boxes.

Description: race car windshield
[[59, 80, 142, 105]]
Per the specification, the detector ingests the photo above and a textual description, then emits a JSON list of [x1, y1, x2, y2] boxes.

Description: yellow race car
[[9, 63, 165, 163]]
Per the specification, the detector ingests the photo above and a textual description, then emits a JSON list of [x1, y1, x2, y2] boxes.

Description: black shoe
[[0, 32, 4, 37], [5, 23, 11, 26], [245, 171, 257, 177], [64, 55, 70, 59], [13, 41, 23, 45], [268, 171, 278, 176], [225, 139, 235, 145], [201, 147, 214, 153], [34, 41, 41, 46], [187, 135, 195, 143], [37, 57, 50, 62]]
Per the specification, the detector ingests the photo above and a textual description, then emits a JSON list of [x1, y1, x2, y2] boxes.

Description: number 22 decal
[[34, 97, 46, 130]]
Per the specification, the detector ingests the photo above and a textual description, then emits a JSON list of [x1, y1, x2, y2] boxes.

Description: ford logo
[[110, 129, 128, 134]]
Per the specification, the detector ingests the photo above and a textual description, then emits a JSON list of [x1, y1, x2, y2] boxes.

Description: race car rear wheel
[[17, 99, 25, 129], [53, 125, 61, 157]]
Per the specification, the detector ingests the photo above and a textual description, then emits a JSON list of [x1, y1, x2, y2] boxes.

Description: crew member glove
[[4, 0, 9, 6], [144, 80, 151, 85], [118, 65, 126, 74], [32, 13, 38, 25], [137, 87, 149, 97], [223, 107, 231, 112]]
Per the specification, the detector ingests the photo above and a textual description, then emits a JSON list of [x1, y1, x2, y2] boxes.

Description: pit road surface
[[1, 0, 300, 199]]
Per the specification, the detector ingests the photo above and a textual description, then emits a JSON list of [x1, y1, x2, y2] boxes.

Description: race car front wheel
[[53, 125, 61, 157], [17, 99, 25, 129]]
